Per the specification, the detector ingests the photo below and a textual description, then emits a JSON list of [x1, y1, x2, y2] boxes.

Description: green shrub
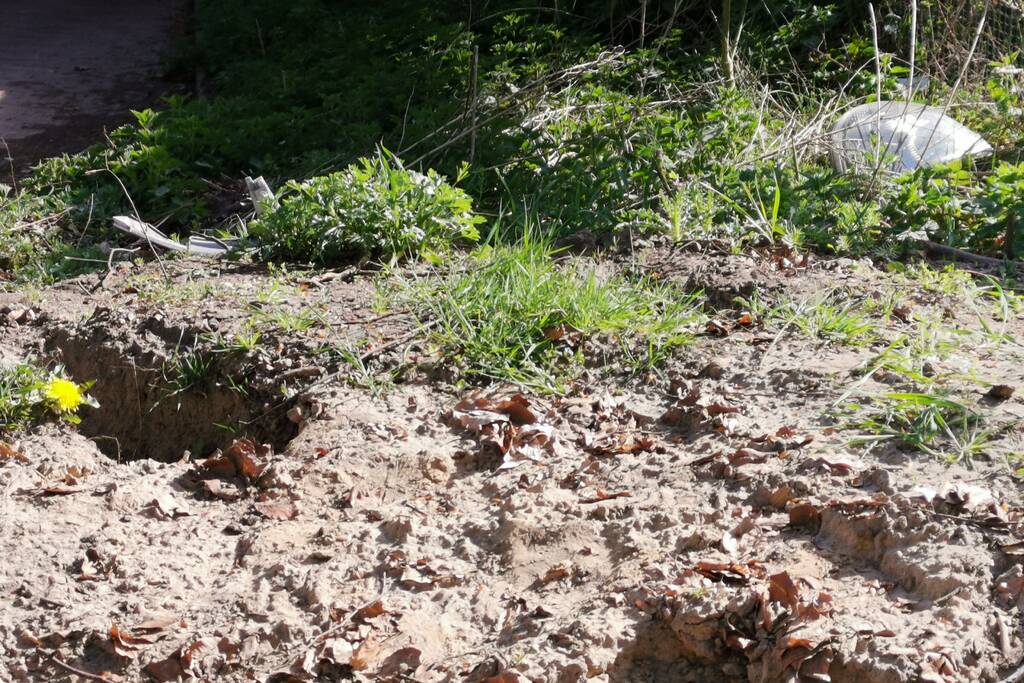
[[251, 149, 484, 265]]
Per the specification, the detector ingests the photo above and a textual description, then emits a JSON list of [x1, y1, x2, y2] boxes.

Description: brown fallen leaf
[[540, 563, 571, 585], [377, 647, 422, 679], [254, 499, 298, 521], [0, 442, 28, 464], [202, 479, 241, 501], [39, 485, 82, 496], [768, 572, 801, 612], [483, 674, 521, 683], [350, 635, 382, 671], [695, 560, 767, 584], [543, 323, 582, 346], [135, 615, 180, 633], [353, 599, 386, 622], [581, 432, 655, 457], [145, 493, 192, 520], [144, 656, 187, 682], [110, 624, 157, 658], [787, 503, 821, 531]]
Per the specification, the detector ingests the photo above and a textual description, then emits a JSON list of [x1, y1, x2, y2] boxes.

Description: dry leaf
[[39, 485, 82, 496], [350, 635, 382, 671], [254, 499, 298, 520], [146, 493, 192, 519], [787, 503, 822, 531], [110, 624, 157, 658], [0, 442, 28, 464], [353, 599, 386, 622]]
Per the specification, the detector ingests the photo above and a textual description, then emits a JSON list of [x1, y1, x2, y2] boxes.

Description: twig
[[48, 654, 114, 683], [0, 137, 16, 191], [908, 0, 918, 97], [920, 0, 989, 157], [359, 319, 439, 364], [922, 240, 1024, 271], [97, 166, 171, 282], [469, 45, 480, 165]]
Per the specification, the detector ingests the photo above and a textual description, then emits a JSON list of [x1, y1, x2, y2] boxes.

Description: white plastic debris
[[244, 175, 278, 217], [112, 216, 244, 257], [830, 100, 992, 173]]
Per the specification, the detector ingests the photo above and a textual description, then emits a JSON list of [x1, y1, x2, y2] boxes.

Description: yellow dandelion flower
[[45, 378, 84, 413]]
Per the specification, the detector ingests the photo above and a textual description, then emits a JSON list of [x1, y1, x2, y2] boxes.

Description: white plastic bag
[[830, 101, 992, 173]]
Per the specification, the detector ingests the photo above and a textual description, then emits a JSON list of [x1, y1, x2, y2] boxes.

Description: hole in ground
[[45, 314, 296, 462]]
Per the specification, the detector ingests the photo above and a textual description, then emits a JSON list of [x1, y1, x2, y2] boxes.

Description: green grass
[[848, 391, 990, 465], [393, 233, 703, 391], [744, 290, 878, 346]]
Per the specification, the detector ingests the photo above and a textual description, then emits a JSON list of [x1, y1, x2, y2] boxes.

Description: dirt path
[[0, 250, 1023, 682], [0, 0, 187, 176]]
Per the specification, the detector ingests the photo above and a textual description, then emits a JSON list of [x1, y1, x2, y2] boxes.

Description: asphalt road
[[0, 0, 186, 174]]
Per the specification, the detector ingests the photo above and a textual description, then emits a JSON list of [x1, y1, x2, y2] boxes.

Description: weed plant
[[393, 232, 703, 391]]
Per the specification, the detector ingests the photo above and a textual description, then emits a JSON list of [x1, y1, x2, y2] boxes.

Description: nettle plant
[[252, 148, 484, 265]]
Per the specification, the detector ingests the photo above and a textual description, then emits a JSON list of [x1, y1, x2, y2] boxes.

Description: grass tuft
[[394, 232, 703, 391]]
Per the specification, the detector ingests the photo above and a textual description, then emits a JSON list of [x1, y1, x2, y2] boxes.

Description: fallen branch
[[922, 240, 1023, 271]]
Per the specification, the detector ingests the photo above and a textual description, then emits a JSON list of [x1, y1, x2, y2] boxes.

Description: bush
[[251, 149, 484, 265]]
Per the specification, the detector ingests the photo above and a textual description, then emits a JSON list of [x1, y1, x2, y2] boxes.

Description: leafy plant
[[252, 149, 483, 265], [0, 362, 97, 432]]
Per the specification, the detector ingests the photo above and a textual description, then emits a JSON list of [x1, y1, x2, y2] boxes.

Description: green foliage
[[851, 391, 989, 465], [0, 363, 97, 432], [251, 149, 483, 264], [395, 231, 703, 391], [3, 0, 1024, 278]]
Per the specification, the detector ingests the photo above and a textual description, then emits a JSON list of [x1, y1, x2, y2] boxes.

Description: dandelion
[[45, 378, 84, 414]]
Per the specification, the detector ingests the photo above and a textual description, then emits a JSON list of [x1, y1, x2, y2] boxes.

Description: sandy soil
[[0, 0, 187, 175], [0, 246, 1023, 682]]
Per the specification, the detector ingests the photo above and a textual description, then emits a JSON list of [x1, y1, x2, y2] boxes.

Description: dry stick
[[402, 51, 622, 161], [95, 166, 171, 282], [469, 45, 480, 166], [868, 5, 883, 167], [358, 318, 439, 365], [639, 0, 647, 49], [908, 0, 918, 97], [48, 655, 111, 683], [0, 138, 16, 191], [922, 239, 1024, 270], [1005, 209, 1017, 266]]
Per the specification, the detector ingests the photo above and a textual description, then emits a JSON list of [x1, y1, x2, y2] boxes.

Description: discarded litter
[[112, 176, 274, 258], [245, 176, 278, 217], [830, 100, 992, 174], [112, 217, 246, 257]]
